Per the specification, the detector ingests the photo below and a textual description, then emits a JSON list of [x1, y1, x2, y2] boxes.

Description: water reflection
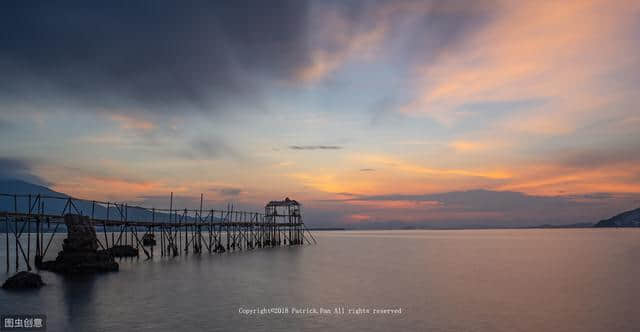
[[61, 274, 99, 331], [1, 229, 639, 332]]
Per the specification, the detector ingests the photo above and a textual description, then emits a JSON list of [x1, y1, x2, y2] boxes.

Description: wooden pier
[[0, 193, 316, 273]]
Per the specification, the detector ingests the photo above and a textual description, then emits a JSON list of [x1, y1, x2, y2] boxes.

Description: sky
[[1, 0, 639, 227]]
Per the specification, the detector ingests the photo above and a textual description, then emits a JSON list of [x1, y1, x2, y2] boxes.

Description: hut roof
[[266, 197, 300, 207]]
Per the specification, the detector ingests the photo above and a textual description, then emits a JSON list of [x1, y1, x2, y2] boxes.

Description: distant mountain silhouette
[[0, 179, 68, 197], [0, 179, 72, 232], [0, 179, 72, 214], [594, 207, 640, 227], [0, 179, 208, 232]]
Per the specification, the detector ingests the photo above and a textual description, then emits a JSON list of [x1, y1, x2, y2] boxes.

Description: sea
[[1, 229, 639, 332]]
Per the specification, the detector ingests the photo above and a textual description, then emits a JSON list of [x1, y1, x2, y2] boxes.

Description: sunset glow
[[1, 0, 639, 227]]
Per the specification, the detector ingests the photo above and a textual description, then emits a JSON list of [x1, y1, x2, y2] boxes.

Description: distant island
[[594, 207, 640, 227]]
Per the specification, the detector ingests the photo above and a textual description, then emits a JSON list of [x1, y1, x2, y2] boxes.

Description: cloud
[[210, 187, 243, 197], [397, 0, 640, 131], [184, 137, 241, 160], [135, 194, 202, 210], [0, 119, 10, 130], [484, 142, 640, 196], [449, 140, 485, 152], [0, 157, 49, 186], [51, 175, 171, 202], [108, 113, 155, 131], [316, 188, 640, 227], [0, 1, 312, 117], [556, 147, 640, 171], [333, 192, 358, 197], [359, 168, 375, 172], [295, 0, 493, 82], [346, 190, 579, 213], [294, 6, 387, 82], [358, 154, 511, 180], [289, 145, 343, 150]]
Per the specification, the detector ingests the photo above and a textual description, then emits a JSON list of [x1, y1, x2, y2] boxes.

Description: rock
[[62, 214, 99, 252], [107, 245, 139, 257], [142, 233, 156, 246], [214, 243, 226, 253], [39, 214, 119, 273], [2, 271, 45, 289], [39, 250, 119, 273]]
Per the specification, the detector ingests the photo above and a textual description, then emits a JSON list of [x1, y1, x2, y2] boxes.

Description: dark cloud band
[[0, 157, 49, 186], [0, 0, 311, 115], [289, 145, 342, 150]]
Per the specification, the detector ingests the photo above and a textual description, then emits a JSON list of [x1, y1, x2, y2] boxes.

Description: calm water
[[1, 229, 639, 331]]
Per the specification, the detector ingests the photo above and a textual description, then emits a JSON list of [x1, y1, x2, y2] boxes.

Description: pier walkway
[[0, 193, 316, 273]]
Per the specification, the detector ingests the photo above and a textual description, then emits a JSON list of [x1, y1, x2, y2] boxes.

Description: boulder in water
[[39, 214, 119, 273], [107, 245, 139, 257], [39, 250, 119, 273], [2, 271, 45, 289], [142, 233, 156, 246]]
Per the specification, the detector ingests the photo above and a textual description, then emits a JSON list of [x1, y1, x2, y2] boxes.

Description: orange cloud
[[497, 162, 640, 196], [348, 214, 371, 222], [357, 154, 512, 180], [345, 199, 441, 209], [52, 176, 172, 202], [295, 8, 387, 82], [399, 0, 638, 133], [295, 0, 481, 82], [291, 172, 377, 195], [449, 140, 489, 152], [108, 114, 155, 131]]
